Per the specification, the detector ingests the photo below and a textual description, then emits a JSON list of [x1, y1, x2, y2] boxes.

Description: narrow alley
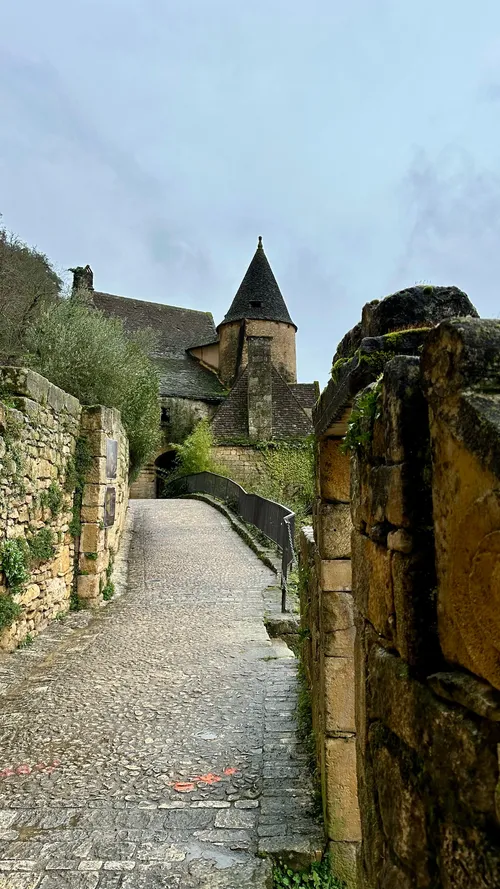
[[0, 500, 322, 889]]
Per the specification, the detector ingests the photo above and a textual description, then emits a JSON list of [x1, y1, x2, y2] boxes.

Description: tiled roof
[[154, 355, 226, 401], [92, 291, 217, 358], [211, 366, 313, 441], [211, 368, 250, 439], [290, 383, 318, 413], [92, 290, 224, 402], [220, 238, 296, 329]]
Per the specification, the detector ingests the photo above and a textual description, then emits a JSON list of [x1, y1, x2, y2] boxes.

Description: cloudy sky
[[1, 1, 500, 384]]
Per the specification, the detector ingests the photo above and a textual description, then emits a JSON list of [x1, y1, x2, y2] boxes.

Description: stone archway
[[155, 449, 178, 497]]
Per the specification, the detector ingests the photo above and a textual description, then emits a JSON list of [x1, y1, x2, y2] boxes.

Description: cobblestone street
[[0, 500, 322, 888]]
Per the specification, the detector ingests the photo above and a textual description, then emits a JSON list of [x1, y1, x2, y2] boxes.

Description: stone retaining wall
[[0, 368, 81, 650], [0, 367, 130, 650], [303, 286, 500, 887], [77, 406, 129, 605], [212, 444, 267, 489]]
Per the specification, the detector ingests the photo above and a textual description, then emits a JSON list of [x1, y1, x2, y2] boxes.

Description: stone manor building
[[73, 238, 317, 497]]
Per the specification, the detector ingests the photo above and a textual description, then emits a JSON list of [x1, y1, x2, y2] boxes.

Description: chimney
[[70, 264, 94, 294], [247, 335, 273, 441]]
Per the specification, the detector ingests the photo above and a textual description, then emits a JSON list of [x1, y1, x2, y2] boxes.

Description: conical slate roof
[[220, 237, 296, 329]]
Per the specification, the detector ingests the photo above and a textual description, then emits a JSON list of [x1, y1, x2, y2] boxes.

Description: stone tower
[[217, 237, 297, 388]]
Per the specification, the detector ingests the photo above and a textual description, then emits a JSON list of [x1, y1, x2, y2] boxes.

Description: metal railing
[[164, 471, 295, 612]]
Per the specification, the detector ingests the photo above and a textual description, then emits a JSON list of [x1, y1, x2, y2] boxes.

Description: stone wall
[[302, 285, 500, 887], [77, 406, 129, 606], [352, 320, 500, 888], [300, 449, 359, 887], [0, 368, 81, 650], [211, 444, 267, 490], [0, 367, 130, 650]]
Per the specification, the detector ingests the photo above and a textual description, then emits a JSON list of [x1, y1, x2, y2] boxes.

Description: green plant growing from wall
[[68, 436, 93, 539], [102, 581, 115, 601], [0, 538, 29, 631], [341, 381, 382, 453], [39, 481, 63, 516], [0, 539, 30, 593], [0, 595, 22, 631], [28, 528, 55, 563], [273, 855, 344, 888]]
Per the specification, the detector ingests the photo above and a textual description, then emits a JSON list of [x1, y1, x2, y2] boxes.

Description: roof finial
[[258, 235, 263, 247]]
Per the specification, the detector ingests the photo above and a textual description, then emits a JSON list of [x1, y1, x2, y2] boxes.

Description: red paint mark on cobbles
[[0, 760, 61, 779], [169, 766, 240, 792], [172, 782, 196, 793]]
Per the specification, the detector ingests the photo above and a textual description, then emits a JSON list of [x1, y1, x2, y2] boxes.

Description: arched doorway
[[155, 450, 177, 497]]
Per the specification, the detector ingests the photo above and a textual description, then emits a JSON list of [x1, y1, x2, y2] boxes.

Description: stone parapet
[[0, 368, 130, 650], [0, 367, 82, 650], [77, 405, 129, 606]]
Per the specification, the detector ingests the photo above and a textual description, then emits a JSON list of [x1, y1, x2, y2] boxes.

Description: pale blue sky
[[1, 1, 500, 384]]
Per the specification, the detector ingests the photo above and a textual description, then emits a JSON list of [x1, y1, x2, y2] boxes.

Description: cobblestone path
[[0, 500, 322, 888]]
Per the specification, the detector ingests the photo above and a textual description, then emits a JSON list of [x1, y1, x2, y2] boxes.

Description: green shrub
[[341, 381, 382, 453], [0, 594, 22, 631], [273, 854, 344, 888], [25, 292, 161, 477], [0, 538, 30, 593], [102, 581, 115, 601], [39, 481, 63, 516], [174, 419, 217, 477], [255, 438, 315, 512], [28, 528, 55, 563]]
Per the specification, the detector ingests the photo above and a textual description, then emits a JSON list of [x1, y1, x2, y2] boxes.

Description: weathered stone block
[[85, 430, 107, 458], [327, 840, 358, 889], [371, 740, 429, 886], [366, 463, 418, 529], [320, 559, 351, 591], [324, 656, 355, 732], [317, 502, 352, 560], [86, 458, 107, 485], [428, 671, 500, 722], [387, 529, 413, 553], [80, 505, 103, 524], [382, 354, 430, 464], [425, 424, 500, 688], [352, 531, 394, 639], [79, 550, 109, 575], [322, 589, 354, 633], [438, 820, 500, 889], [391, 550, 437, 667], [325, 737, 361, 841], [45, 577, 67, 603], [77, 574, 101, 601], [361, 285, 476, 339], [367, 644, 499, 817], [17, 583, 40, 606], [51, 546, 71, 578], [82, 484, 106, 508], [80, 523, 105, 553], [319, 438, 350, 503], [325, 625, 356, 658]]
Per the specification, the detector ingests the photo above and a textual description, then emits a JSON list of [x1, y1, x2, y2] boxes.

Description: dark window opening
[[161, 407, 170, 425], [250, 300, 262, 308]]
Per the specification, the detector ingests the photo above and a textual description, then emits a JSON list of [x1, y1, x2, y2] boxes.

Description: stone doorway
[[155, 449, 177, 497]]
